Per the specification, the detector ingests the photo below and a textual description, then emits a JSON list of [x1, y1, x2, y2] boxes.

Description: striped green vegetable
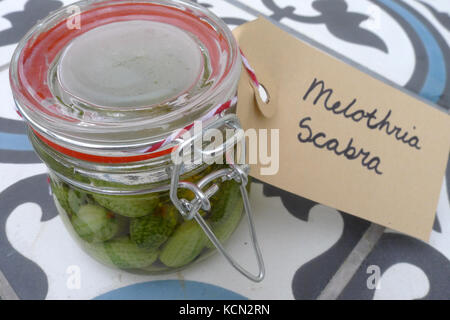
[[72, 204, 118, 243], [104, 237, 159, 269], [159, 220, 208, 268], [93, 193, 159, 218], [130, 203, 178, 249]]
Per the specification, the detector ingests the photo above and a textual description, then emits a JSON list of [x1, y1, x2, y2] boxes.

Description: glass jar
[[10, 0, 263, 281]]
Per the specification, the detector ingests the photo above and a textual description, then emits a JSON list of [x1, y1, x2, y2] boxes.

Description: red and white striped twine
[[240, 48, 259, 88]]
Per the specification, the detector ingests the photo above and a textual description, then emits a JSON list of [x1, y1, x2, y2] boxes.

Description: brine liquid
[[57, 20, 203, 108]]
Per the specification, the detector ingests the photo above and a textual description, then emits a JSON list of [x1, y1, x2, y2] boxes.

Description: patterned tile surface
[[0, 0, 448, 299]]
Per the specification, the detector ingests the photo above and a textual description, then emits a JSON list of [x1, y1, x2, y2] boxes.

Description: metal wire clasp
[[169, 113, 265, 282]]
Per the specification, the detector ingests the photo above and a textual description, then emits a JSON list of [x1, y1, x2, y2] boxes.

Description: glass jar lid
[[10, 0, 241, 158]]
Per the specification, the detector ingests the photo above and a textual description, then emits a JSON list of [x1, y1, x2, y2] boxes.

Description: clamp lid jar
[[10, 0, 264, 281]]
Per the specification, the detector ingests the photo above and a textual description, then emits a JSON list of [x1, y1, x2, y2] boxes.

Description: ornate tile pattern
[[0, 0, 448, 299]]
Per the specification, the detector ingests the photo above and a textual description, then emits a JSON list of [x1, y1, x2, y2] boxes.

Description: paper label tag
[[233, 18, 450, 241]]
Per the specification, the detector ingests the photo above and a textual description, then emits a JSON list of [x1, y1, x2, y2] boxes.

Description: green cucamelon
[[206, 180, 243, 248], [130, 203, 178, 249], [71, 204, 119, 243], [103, 236, 159, 269], [68, 188, 91, 214], [206, 206, 243, 249], [81, 241, 115, 267], [208, 180, 240, 222], [92, 193, 159, 218], [159, 220, 208, 268], [50, 162, 249, 273], [50, 180, 73, 216]]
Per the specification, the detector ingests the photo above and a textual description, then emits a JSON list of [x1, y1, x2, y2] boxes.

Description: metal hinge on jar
[[169, 113, 265, 282]]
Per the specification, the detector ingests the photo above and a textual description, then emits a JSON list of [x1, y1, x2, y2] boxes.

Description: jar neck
[[31, 127, 211, 193], [30, 96, 238, 166], [29, 111, 237, 194]]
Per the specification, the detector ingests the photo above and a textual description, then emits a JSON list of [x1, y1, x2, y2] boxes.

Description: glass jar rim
[[10, 0, 242, 160]]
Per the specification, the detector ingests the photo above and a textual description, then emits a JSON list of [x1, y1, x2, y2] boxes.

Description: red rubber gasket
[[33, 128, 177, 163]]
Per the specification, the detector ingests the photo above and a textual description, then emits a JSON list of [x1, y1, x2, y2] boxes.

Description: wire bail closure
[[169, 113, 265, 282]]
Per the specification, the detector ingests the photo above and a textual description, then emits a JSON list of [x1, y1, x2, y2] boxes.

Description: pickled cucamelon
[[202, 179, 243, 248], [72, 204, 119, 243], [206, 192, 243, 248], [68, 188, 91, 214], [130, 203, 178, 249], [92, 193, 159, 218], [159, 220, 208, 268], [104, 237, 159, 269], [50, 166, 248, 274]]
